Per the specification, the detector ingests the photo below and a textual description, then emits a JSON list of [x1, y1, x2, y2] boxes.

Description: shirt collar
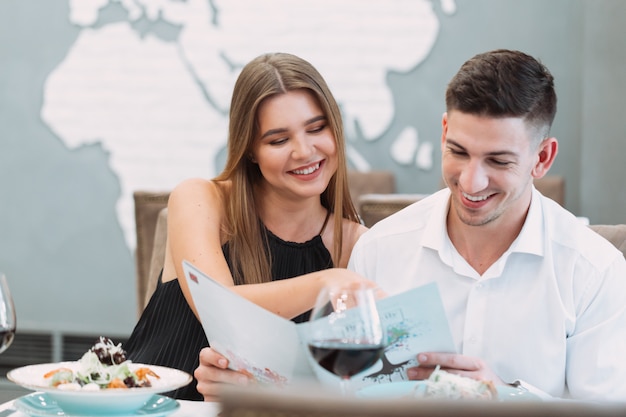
[[510, 186, 544, 257], [422, 188, 452, 253], [422, 186, 545, 257]]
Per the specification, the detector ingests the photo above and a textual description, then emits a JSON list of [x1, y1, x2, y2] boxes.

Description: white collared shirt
[[349, 187, 626, 401]]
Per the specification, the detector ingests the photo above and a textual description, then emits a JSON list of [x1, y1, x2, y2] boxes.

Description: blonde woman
[[125, 53, 370, 400]]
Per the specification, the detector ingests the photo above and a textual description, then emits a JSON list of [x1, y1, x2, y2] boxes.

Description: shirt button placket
[[463, 280, 488, 356]]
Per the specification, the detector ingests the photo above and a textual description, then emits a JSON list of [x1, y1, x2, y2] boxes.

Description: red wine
[[308, 340, 384, 378], [0, 328, 15, 354]]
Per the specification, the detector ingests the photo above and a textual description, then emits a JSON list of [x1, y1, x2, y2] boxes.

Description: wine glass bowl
[[306, 285, 384, 392], [0, 273, 17, 355]]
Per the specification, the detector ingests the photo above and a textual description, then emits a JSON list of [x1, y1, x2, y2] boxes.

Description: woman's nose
[[291, 134, 314, 160]]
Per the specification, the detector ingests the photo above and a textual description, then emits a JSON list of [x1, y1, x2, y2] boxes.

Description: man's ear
[[440, 112, 448, 151], [531, 137, 558, 179]]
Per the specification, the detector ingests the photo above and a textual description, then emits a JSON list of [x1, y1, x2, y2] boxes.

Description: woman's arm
[[163, 178, 372, 321], [161, 178, 234, 319], [231, 268, 369, 318]]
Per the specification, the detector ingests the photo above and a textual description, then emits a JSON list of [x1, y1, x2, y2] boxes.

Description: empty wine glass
[[0, 273, 16, 355], [306, 284, 384, 395]]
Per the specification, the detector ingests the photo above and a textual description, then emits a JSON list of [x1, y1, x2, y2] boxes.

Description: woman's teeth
[[292, 162, 320, 175]]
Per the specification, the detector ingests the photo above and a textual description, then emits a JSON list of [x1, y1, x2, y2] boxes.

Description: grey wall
[[581, 1, 626, 223], [388, 0, 586, 214], [1, 0, 134, 337], [0, 0, 624, 341], [382, 0, 625, 222]]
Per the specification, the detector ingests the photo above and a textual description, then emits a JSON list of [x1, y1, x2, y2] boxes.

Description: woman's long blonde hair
[[214, 52, 359, 285]]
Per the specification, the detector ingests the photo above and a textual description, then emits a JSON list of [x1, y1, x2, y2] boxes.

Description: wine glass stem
[[339, 378, 350, 396]]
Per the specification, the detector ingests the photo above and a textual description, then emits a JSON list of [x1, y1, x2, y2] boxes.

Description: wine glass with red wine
[[306, 285, 384, 395], [0, 273, 16, 355]]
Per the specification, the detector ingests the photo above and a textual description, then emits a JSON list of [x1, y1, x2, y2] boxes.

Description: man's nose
[[459, 161, 488, 194]]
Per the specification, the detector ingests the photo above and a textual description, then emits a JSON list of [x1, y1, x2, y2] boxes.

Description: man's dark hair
[[445, 49, 557, 141]]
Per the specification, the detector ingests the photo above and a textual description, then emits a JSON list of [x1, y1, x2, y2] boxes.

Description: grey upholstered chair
[[347, 170, 396, 206], [589, 224, 626, 258], [358, 193, 428, 228], [533, 176, 565, 207], [133, 191, 169, 317]]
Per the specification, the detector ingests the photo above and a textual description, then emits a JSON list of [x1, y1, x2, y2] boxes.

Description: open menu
[[182, 260, 456, 390]]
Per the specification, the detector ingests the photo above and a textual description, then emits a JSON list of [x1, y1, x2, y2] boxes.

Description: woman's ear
[[531, 137, 558, 179]]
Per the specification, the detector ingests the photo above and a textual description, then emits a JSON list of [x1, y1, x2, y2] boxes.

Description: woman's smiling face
[[250, 89, 337, 201]]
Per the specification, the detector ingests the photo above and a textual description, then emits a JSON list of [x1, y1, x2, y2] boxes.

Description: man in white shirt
[[193, 49, 626, 402], [348, 49, 626, 401]]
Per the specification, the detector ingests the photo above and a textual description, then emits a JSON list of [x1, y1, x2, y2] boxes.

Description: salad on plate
[[44, 336, 159, 390], [8, 337, 192, 415], [414, 366, 497, 400]]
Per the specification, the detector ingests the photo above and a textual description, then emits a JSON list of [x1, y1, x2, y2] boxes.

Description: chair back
[[143, 208, 168, 308], [133, 191, 170, 316], [358, 193, 425, 227], [534, 176, 565, 206], [347, 170, 396, 212], [589, 224, 626, 258]]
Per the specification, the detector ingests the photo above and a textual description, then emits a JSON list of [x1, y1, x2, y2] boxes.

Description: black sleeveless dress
[[124, 226, 333, 400]]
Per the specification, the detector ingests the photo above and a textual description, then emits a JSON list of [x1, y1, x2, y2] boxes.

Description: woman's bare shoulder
[[335, 218, 368, 268], [169, 178, 229, 207], [343, 219, 368, 246], [170, 177, 220, 196]]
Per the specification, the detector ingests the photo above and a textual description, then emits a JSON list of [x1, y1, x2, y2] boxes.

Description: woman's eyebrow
[[259, 115, 327, 139], [260, 127, 288, 140], [305, 115, 326, 125]]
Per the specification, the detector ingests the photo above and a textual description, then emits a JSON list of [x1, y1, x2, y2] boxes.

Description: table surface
[[0, 395, 220, 417]]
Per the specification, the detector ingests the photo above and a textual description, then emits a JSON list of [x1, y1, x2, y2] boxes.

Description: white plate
[[356, 381, 540, 402], [15, 392, 179, 417], [7, 362, 192, 415]]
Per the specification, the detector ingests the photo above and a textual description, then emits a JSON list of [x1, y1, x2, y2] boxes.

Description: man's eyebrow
[[259, 115, 327, 140], [446, 138, 519, 157]]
